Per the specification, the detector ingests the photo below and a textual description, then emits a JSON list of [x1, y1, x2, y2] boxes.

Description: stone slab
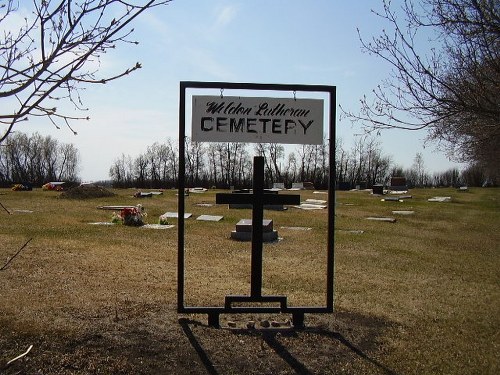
[[392, 210, 415, 215], [338, 229, 365, 234], [279, 226, 312, 231], [196, 215, 223, 222], [305, 199, 327, 204], [365, 217, 397, 223], [294, 203, 327, 210], [161, 212, 192, 219], [141, 224, 175, 229], [189, 187, 207, 193], [97, 205, 136, 210], [428, 196, 451, 202], [382, 196, 402, 202]]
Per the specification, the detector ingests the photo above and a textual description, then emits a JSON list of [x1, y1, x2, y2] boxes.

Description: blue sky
[[15, 0, 463, 181]]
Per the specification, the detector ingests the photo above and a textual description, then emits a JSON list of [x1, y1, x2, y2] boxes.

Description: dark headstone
[[391, 177, 406, 186], [390, 177, 408, 191], [338, 182, 351, 191], [303, 181, 315, 190]]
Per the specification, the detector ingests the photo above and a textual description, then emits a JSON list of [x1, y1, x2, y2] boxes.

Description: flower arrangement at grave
[[158, 213, 169, 225], [11, 184, 31, 191], [111, 204, 146, 226], [42, 182, 64, 191]]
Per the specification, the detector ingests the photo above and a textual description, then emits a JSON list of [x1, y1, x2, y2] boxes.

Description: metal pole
[[251, 156, 264, 298], [177, 82, 186, 312], [327, 87, 336, 311]]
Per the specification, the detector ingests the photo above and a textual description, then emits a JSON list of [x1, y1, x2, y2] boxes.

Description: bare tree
[[56, 142, 79, 180], [409, 152, 430, 187], [109, 153, 133, 188], [0, 0, 170, 143], [254, 143, 285, 185], [283, 151, 298, 187], [184, 137, 205, 187], [0, 131, 80, 184], [341, 0, 499, 180]]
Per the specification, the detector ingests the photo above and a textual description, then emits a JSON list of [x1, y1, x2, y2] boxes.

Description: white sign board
[[191, 96, 323, 144]]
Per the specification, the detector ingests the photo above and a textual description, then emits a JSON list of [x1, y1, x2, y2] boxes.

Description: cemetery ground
[[0, 186, 498, 375]]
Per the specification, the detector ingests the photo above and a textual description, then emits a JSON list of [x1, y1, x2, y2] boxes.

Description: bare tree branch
[[0, 0, 172, 143], [341, 0, 499, 178]]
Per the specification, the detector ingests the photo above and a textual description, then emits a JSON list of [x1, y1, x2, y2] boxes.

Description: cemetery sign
[[192, 96, 324, 144]]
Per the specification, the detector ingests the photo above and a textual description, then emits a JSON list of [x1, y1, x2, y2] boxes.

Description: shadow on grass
[[260, 330, 314, 375], [179, 317, 399, 375], [306, 328, 399, 375], [179, 318, 219, 375]]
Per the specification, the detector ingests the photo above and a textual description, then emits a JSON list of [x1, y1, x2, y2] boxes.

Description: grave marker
[[231, 218, 278, 242], [196, 214, 223, 222]]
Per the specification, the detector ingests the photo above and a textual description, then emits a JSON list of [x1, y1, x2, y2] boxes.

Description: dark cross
[[216, 156, 300, 298]]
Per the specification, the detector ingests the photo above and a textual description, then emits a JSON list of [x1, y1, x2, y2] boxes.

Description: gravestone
[[392, 210, 415, 215], [273, 182, 285, 190], [390, 177, 407, 191], [366, 217, 397, 223], [303, 181, 315, 190], [428, 196, 451, 202], [231, 219, 278, 242], [372, 184, 384, 195], [162, 212, 192, 219], [338, 181, 351, 191], [382, 196, 402, 202], [196, 214, 223, 222]]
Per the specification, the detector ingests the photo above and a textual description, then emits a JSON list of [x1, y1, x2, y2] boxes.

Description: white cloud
[[183, 46, 235, 80], [212, 5, 238, 30]]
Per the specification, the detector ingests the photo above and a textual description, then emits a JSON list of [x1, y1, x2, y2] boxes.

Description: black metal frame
[[178, 81, 336, 327]]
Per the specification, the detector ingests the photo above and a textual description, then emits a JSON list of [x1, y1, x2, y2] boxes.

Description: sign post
[[178, 81, 336, 328]]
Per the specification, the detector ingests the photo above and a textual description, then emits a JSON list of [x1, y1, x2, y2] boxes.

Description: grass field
[[0, 186, 498, 374]]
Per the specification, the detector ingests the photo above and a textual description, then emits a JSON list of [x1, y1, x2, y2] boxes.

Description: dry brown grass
[[0, 186, 498, 374]]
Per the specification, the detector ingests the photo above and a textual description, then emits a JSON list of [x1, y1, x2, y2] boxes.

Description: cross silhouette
[[216, 156, 300, 297]]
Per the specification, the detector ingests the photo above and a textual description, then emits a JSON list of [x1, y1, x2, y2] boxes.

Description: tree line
[[109, 136, 492, 189], [0, 132, 492, 189], [0, 132, 79, 187]]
